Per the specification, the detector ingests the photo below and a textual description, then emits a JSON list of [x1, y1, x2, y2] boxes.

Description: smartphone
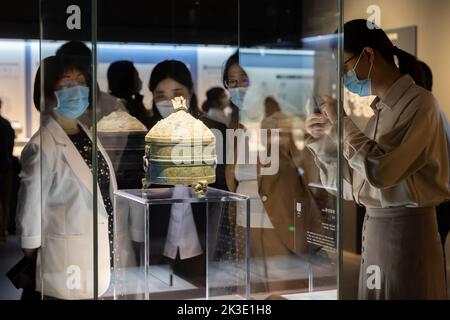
[[313, 96, 325, 114]]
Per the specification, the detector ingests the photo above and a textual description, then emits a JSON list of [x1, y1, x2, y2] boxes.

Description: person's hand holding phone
[[305, 95, 325, 115], [320, 95, 338, 125], [305, 113, 332, 140], [305, 95, 334, 141]]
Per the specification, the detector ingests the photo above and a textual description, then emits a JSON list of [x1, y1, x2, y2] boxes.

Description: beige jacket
[[308, 75, 450, 208], [258, 111, 333, 254]]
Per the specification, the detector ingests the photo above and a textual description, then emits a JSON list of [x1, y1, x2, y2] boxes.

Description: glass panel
[[31, 0, 343, 301], [235, 0, 341, 299], [95, 0, 243, 300], [341, 0, 450, 300], [35, 0, 101, 299], [6, 0, 449, 302]]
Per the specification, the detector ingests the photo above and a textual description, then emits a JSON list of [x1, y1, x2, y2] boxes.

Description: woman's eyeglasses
[[225, 78, 250, 88], [344, 53, 359, 65]]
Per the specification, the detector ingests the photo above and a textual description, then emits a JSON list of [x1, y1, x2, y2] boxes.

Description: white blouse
[[308, 75, 450, 208], [163, 185, 203, 260]]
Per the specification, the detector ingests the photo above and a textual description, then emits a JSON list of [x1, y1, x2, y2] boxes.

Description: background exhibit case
[[35, 0, 344, 300]]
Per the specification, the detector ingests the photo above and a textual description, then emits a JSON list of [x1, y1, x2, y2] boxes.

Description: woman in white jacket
[[17, 56, 134, 300]]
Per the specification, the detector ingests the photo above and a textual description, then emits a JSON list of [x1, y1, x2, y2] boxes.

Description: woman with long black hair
[[306, 19, 450, 299], [145, 60, 206, 287]]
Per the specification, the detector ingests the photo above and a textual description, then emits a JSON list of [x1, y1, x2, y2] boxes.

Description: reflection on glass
[[16, 51, 119, 299], [226, 5, 341, 296], [27, 0, 343, 301], [306, 19, 449, 300]]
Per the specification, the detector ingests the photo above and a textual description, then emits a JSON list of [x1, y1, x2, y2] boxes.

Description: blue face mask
[[54, 85, 90, 119], [343, 51, 373, 97], [228, 87, 248, 109]]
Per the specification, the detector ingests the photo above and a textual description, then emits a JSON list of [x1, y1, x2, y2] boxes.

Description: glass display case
[[31, 0, 344, 300], [235, 2, 343, 299], [111, 187, 250, 300]]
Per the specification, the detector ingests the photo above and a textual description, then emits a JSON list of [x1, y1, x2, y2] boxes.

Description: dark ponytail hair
[[338, 19, 425, 87], [393, 47, 426, 88]]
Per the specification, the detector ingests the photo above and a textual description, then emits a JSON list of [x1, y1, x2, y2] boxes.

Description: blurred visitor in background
[[0, 97, 15, 241], [107, 60, 154, 130], [200, 87, 230, 191], [418, 60, 450, 263]]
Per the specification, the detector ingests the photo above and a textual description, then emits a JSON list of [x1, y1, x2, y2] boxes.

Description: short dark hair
[[56, 41, 92, 68], [202, 87, 226, 112], [33, 55, 89, 112], [206, 87, 225, 101], [107, 60, 136, 99]]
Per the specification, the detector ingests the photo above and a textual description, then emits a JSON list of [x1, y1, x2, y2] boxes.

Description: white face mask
[[223, 105, 233, 125], [228, 87, 248, 109], [155, 99, 190, 118]]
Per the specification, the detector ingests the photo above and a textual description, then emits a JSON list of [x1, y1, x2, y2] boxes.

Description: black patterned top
[[68, 127, 114, 269]]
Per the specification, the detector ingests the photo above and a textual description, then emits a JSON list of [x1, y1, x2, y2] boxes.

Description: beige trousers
[[359, 206, 447, 300]]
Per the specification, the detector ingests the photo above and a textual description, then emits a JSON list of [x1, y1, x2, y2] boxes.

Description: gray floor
[[1, 235, 449, 300], [0, 236, 23, 300]]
